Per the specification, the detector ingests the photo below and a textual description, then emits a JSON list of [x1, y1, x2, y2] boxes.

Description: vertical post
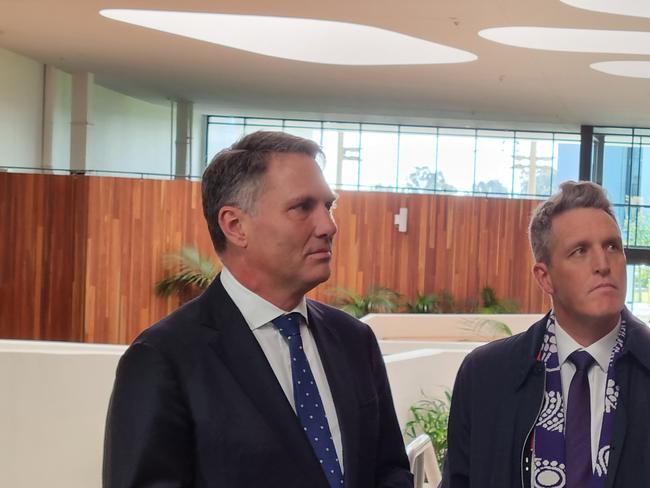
[[579, 125, 593, 181], [41, 65, 59, 169], [70, 72, 93, 174], [174, 100, 193, 178]]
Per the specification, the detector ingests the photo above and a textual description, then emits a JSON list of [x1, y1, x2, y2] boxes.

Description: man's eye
[[292, 202, 312, 212], [571, 247, 585, 256]]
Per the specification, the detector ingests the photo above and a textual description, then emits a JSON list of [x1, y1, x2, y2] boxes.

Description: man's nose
[[593, 248, 611, 275], [315, 206, 337, 238]]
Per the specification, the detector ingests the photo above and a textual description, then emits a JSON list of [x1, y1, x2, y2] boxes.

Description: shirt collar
[[219, 266, 308, 331], [554, 314, 621, 372]]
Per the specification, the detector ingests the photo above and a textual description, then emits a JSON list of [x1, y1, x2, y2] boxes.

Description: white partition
[[365, 313, 542, 342], [1, 337, 478, 487], [0, 340, 126, 488], [383, 346, 478, 433]]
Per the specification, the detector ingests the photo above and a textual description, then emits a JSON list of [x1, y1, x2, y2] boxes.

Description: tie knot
[[271, 312, 303, 339], [568, 350, 595, 372]]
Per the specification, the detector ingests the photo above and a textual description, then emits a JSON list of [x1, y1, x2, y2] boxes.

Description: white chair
[[406, 434, 442, 488]]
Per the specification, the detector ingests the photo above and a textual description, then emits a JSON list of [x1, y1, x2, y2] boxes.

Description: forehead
[[550, 207, 621, 245]]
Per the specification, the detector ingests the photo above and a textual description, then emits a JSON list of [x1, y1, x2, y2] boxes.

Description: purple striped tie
[[565, 350, 595, 488]]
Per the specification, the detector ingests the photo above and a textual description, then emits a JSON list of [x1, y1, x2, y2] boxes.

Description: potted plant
[[155, 246, 220, 299]]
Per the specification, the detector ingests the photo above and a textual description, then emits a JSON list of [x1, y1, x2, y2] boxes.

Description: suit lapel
[[200, 279, 328, 487], [307, 302, 360, 488]]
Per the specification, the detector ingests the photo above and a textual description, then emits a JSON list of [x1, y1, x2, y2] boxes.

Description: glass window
[[206, 124, 243, 160], [513, 134, 554, 197], [359, 125, 398, 191], [321, 123, 361, 189], [398, 128, 437, 193], [553, 134, 580, 193], [474, 130, 514, 196], [626, 264, 650, 324], [436, 128, 476, 193], [205, 115, 582, 200], [601, 134, 633, 205]]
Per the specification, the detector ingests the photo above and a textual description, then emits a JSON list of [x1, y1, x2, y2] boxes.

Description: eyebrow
[[564, 235, 622, 250]]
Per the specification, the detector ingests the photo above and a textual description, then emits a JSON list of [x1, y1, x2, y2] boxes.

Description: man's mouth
[[590, 282, 617, 292], [307, 249, 332, 259]]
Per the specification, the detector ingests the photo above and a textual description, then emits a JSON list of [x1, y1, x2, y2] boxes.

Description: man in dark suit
[[442, 181, 650, 488], [103, 131, 412, 488]]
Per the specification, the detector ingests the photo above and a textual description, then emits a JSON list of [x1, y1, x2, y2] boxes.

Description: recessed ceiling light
[[99, 9, 477, 66], [560, 0, 650, 19], [479, 27, 650, 55], [591, 60, 650, 78]]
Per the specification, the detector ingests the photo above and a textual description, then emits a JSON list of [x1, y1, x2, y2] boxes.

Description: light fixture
[[560, 0, 650, 19], [591, 60, 650, 79], [394, 207, 408, 233], [479, 27, 650, 55], [100, 9, 477, 66]]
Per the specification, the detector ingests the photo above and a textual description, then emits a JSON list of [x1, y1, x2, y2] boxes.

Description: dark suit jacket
[[441, 308, 650, 488], [103, 277, 412, 488]]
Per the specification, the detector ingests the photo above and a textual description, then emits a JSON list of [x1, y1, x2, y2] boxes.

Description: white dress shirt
[[219, 267, 344, 469], [554, 317, 621, 467]]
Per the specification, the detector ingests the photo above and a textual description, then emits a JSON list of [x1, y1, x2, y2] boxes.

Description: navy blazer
[[441, 308, 650, 488], [103, 277, 412, 488]]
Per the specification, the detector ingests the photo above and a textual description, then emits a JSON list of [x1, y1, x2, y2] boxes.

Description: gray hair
[[202, 130, 323, 253], [529, 180, 617, 264]]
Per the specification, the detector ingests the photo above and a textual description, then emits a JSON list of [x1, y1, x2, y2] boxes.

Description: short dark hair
[[202, 130, 323, 253], [529, 180, 617, 264]]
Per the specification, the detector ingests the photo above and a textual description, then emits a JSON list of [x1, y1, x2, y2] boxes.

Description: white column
[[70, 72, 93, 173], [174, 100, 193, 178]]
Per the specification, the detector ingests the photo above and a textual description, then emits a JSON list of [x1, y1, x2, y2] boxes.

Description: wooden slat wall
[[0, 173, 549, 345], [82, 177, 214, 344], [310, 191, 550, 313], [0, 173, 86, 341]]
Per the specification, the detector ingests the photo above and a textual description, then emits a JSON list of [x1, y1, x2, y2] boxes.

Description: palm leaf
[[155, 246, 220, 297]]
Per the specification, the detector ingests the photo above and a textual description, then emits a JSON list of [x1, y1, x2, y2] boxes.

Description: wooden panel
[[0, 173, 85, 341], [1, 174, 549, 345], [82, 177, 214, 344], [309, 191, 550, 313]]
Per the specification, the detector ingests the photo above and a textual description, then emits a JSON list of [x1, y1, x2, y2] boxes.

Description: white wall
[[0, 340, 126, 488], [0, 48, 43, 167], [89, 85, 172, 175]]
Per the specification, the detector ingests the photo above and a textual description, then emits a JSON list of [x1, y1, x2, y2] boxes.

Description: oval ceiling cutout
[[591, 60, 650, 78], [100, 9, 477, 66], [560, 0, 650, 19], [479, 27, 650, 55]]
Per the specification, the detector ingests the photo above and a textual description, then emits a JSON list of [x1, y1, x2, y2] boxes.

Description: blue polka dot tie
[[272, 312, 345, 488]]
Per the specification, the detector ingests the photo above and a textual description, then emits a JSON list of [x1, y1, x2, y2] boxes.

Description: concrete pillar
[[174, 100, 193, 178], [41, 65, 58, 169], [70, 72, 93, 173]]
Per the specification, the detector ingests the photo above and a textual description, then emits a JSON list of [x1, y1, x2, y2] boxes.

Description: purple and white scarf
[[531, 313, 626, 488]]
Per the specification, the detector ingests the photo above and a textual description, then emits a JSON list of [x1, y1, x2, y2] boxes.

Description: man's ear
[[532, 262, 554, 295], [218, 206, 248, 249]]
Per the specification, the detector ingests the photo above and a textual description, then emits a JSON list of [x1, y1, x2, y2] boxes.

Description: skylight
[[591, 61, 650, 79], [99, 9, 477, 66], [560, 0, 650, 19], [479, 27, 650, 55]]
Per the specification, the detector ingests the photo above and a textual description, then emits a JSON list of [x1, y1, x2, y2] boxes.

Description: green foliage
[[404, 390, 452, 471], [328, 286, 400, 318], [439, 289, 456, 313], [405, 292, 440, 313], [479, 286, 519, 313], [463, 317, 513, 338], [155, 246, 220, 297]]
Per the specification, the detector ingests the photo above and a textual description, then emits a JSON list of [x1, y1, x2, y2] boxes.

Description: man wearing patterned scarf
[[441, 180, 650, 488]]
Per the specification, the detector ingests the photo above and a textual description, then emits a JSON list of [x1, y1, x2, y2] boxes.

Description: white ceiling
[[2, 0, 650, 129]]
